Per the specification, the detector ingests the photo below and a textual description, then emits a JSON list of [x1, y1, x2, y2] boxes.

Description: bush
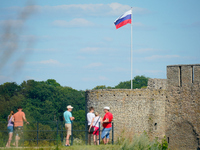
[[119, 132, 168, 150]]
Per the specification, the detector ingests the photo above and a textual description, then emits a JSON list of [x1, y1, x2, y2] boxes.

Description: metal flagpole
[[131, 7, 133, 89]]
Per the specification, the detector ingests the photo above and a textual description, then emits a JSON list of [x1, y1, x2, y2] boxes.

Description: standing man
[[101, 106, 113, 145], [12, 106, 29, 147], [63, 105, 75, 147], [87, 107, 95, 145]]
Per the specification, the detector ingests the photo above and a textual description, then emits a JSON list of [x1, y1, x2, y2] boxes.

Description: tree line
[[0, 76, 149, 144]]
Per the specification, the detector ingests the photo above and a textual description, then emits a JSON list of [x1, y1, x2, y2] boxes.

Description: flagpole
[[131, 7, 133, 89]]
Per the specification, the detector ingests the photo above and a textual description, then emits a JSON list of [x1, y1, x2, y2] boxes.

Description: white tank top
[[93, 116, 101, 128]]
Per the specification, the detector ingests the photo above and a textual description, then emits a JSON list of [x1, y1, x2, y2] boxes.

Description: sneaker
[[65, 144, 70, 147]]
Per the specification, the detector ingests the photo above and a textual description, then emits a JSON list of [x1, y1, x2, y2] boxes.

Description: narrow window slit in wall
[[154, 123, 157, 130], [191, 66, 194, 83], [179, 66, 182, 87], [167, 137, 169, 143]]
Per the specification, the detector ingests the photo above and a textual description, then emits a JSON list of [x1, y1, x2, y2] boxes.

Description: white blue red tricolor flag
[[114, 10, 132, 29]]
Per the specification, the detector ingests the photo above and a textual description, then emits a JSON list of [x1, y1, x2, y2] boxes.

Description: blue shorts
[[7, 126, 13, 133], [101, 127, 112, 139]]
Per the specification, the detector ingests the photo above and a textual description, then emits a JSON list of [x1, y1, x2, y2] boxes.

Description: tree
[[114, 75, 149, 89]]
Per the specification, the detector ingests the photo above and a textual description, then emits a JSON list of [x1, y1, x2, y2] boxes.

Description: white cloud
[[80, 47, 100, 53], [39, 59, 60, 65], [84, 63, 103, 68], [144, 55, 180, 61], [29, 59, 70, 67], [52, 18, 94, 27], [103, 37, 113, 42], [134, 48, 157, 53], [9, 3, 150, 17]]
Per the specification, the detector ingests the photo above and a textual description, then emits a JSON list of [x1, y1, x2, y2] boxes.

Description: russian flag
[[114, 10, 132, 29]]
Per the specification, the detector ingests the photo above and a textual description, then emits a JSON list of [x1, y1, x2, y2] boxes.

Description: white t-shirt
[[93, 116, 101, 128], [87, 112, 95, 125]]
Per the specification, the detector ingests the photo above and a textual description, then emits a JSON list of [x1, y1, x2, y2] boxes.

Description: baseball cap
[[67, 105, 73, 109], [104, 106, 110, 110]]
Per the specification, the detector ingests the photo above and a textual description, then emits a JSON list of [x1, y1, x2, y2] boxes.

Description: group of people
[[5, 105, 112, 147], [87, 106, 113, 145], [6, 106, 29, 148], [63, 105, 113, 146]]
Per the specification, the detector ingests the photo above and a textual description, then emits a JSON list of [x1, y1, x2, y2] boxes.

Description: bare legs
[[93, 135, 99, 145], [103, 138, 109, 145], [65, 134, 70, 145], [15, 135, 20, 147], [6, 132, 13, 147], [88, 134, 92, 145]]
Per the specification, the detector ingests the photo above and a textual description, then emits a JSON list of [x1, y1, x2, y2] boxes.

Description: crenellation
[[86, 64, 200, 150], [194, 65, 200, 83]]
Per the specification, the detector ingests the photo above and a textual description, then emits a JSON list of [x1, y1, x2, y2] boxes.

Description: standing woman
[[6, 111, 14, 147], [89, 112, 102, 145]]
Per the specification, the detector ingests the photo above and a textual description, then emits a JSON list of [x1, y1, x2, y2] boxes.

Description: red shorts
[[93, 126, 99, 135]]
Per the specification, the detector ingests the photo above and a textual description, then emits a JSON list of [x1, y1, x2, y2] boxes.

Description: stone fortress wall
[[85, 64, 200, 150], [166, 64, 200, 150]]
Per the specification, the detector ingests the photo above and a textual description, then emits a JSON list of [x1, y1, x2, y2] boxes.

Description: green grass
[[0, 145, 118, 150], [0, 132, 168, 150]]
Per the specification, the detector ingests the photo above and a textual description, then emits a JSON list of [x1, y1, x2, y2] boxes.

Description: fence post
[[23, 123, 24, 147], [71, 122, 73, 145], [85, 121, 88, 145], [57, 120, 59, 137], [99, 122, 101, 145], [61, 121, 63, 143], [37, 122, 39, 147], [56, 120, 59, 147], [112, 122, 114, 145]]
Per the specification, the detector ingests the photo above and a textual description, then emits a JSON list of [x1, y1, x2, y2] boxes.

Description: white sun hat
[[104, 106, 110, 110], [67, 105, 73, 109]]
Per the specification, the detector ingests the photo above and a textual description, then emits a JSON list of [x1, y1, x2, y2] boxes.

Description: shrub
[[119, 132, 168, 150]]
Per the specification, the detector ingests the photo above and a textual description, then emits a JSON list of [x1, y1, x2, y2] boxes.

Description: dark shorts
[[7, 126, 14, 133], [14, 126, 23, 137], [88, 125, 93, 134]]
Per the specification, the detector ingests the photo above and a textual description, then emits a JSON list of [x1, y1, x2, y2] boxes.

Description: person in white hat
[[63, 105, 75, 146], [101, 106, 113, 145]]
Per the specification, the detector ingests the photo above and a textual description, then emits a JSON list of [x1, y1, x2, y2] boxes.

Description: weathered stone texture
[[86, 88, 166, 140], [148, 78, 167, 90], [194, 65, 200, 83], [167, 66, 180, 87], [166, 64, 200, 150], [86, 64, 200, 150]]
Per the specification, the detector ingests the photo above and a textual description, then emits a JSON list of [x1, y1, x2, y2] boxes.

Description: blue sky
[[0, 0, 199, 90]]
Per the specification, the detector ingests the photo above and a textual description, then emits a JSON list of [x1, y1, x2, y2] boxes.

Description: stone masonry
[[85, 64, 200, 150]]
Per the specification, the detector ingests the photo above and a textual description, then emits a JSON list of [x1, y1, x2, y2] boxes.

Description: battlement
[[86, 64, 200, 149], [167, 64, 200, 87]]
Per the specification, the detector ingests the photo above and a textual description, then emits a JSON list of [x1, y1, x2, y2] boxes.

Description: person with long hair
[[89, 112, 102, 145], [6, 111, 14, 147]]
